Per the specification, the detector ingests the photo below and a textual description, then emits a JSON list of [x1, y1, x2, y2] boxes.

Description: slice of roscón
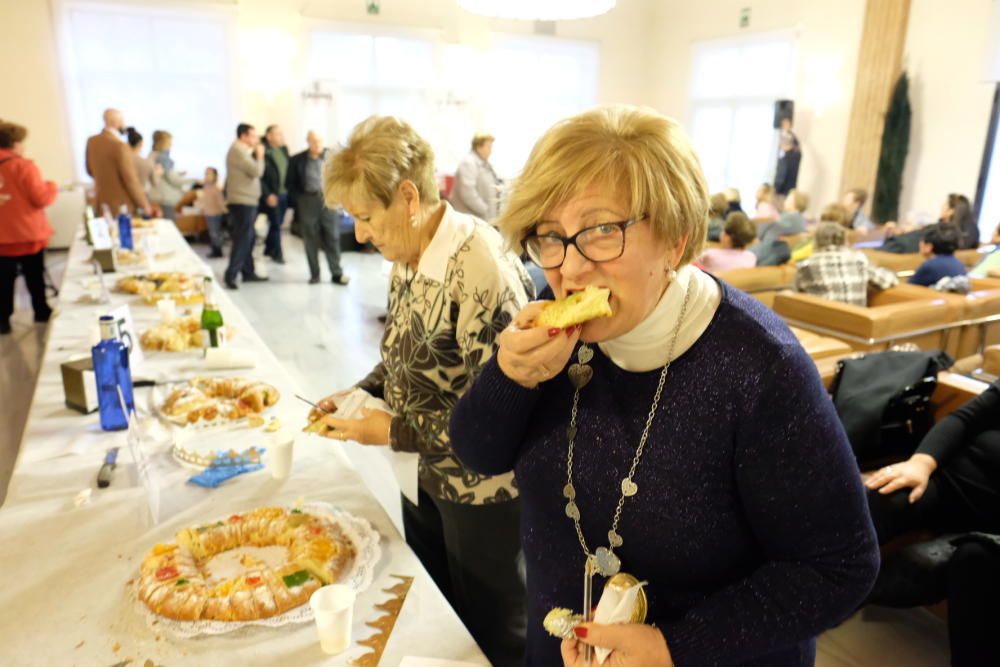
[[535, 286, 612, 329]]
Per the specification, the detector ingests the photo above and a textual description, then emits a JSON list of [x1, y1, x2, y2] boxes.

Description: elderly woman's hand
[[864, 453, 937, 504], [497, 301, 582, 389], [560, 623, 674, 667], [307, 394, 340, 424], [310, 408, 392, 446]]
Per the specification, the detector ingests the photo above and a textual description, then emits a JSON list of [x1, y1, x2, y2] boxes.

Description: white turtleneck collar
[[597, 265, 722, 372]]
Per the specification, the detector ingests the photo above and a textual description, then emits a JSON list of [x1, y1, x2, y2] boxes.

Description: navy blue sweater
[[908, 254, 967, 287], [450, 284, 879, 667]]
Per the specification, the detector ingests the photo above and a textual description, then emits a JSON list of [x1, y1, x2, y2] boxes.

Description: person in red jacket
[[0, 120, 58, 334]]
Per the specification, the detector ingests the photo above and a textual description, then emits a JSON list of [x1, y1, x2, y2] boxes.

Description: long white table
[[0, 221, 487, 666]]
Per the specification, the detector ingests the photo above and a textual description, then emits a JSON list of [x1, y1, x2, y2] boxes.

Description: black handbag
[[830, 350, 952, 470]]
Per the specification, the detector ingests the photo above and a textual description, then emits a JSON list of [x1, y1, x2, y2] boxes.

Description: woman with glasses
[[309, 115, 534, 667], [450, 106, 879, 667]]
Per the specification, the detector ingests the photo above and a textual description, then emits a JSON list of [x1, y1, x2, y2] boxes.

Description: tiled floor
[[0, 231, 952, 665]]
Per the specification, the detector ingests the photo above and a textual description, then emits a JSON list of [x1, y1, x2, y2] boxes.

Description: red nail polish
[[565, 327, 573, 337], [574, 626, 588, 638], [548, 328, 560, 337]]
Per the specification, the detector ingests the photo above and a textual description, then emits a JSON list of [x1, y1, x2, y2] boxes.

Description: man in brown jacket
[[85, 109, 158, 216]]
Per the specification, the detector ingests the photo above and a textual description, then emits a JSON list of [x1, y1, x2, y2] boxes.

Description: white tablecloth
[[0, 221, 488, 666]]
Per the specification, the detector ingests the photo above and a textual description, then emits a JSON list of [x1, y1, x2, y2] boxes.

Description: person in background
[[197, 166, 226, 258], [312, 115, 532, 667], [0, 120, 57, 334], [723, 186, 744, 216], [865, 377, 1000, 667], [706, 192, 728, 242], [85, 108, 158, 216], [698, 211, 757, 273], [790, 203, 851, 263], [126, 127, 152, 196], [149, 130, 185, 221], [223, 123, 268, 289], [774, 124, 801, 198], [260, 124, 290, 264], [754, 183, 779, 221], [969, 222, 1000, 278], [795, 221, 897, 306], [451, 133, 502, 222], [942, 193, 979, 250], [909, 224, 967, 287], [842, 188, 874, 232], [759, 188, 809, 243], [286, 130, 349, 285]]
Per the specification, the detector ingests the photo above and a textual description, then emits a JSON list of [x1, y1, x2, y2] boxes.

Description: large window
[[304, 26, 598, 180], [687, 32, 797, 205], [55, 1, 237, 181]]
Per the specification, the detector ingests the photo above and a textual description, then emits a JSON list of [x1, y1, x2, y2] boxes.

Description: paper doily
[[133, 502, 382, 638]]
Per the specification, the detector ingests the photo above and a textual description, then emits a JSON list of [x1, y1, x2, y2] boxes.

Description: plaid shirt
[[794, 248, 898, 306]]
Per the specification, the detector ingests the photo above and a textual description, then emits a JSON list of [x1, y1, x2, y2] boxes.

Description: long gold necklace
[[562, 285, 691, 630]]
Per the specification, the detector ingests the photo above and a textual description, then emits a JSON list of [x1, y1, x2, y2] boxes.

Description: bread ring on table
[[138, 506, 355, 622], [160, 377, 280, 424]]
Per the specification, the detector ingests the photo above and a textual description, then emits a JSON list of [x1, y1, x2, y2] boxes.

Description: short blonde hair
[[498, 106, 709, 266], [709, 192, 728, 218], [324, 115, 440, 210], [788, 188, 809, 213], [814, 221, 847, 249], [152, 130, 172, 152], [471, 133, 494, 151], [820, 203, 850, 228]]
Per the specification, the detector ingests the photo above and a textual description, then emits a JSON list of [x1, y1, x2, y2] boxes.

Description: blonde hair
[[757, 183, 775, 201], [152, 130, 172, 152], [498, 106, 709, 266], [814, 221, 847, 249], [709, 192, 728, 218], [471, 133, 494, 151], [788, 188, 809, 213], [820, 203, 850, 228], [324, 115, 440, 209]]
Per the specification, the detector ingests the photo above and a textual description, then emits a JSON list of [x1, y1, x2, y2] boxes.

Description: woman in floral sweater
[[308, 115, 533, 667]]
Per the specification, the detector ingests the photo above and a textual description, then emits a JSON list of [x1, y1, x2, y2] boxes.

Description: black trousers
[[948, 540, 1000, 667], [402, 489, 526, 667], [0, 250, 51, 325], [866, 463, 1000, 545], [223, 204, 257, 284]]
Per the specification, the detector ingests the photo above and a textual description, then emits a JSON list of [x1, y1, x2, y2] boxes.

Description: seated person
[[754, 182, 779, 221], [866, 377, 1000, 667], [698, 211, 757, 273], [723, 186, 744, 215], [790, 202, 848, 263], [909, 225, 967, 287], [758, 188, 808, 244], [706, 191, 728, 242], [944, 193, 980, 250], [969, 222, 1000, 278], [842, 187, 874, 231], [794, 221, 898, 306]]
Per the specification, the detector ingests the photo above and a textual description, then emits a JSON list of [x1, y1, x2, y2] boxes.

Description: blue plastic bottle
[[117, 205, 134, 250], [92, 315, 135, 431]]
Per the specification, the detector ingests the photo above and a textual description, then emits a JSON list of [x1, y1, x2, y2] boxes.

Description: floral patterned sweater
[[357, 205, 534, 505]]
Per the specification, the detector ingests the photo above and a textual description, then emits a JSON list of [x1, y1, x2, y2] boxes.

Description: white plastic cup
[[203, 347, 257, 369], [310, 584, 356, 655], [268, 435, 294, 480], [157, 298, 176, 323]]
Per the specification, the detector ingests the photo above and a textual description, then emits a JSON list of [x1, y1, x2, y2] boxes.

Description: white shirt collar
[[416, 203, 476, 283]]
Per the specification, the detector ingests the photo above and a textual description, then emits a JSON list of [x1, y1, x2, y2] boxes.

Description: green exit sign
[[740, 7, 751, 28]]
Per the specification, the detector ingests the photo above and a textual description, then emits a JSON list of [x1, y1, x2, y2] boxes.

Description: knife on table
[[97, 447, 119, 488]]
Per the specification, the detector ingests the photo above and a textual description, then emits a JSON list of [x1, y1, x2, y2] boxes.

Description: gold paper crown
[[172, 445, 263, 469]]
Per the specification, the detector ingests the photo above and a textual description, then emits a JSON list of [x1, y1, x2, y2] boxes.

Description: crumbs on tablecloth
[[112, 642, 121, 652], [74, 640, 84, 649]]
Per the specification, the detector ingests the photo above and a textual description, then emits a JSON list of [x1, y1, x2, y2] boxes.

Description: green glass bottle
[[200, 277, 224, 348]]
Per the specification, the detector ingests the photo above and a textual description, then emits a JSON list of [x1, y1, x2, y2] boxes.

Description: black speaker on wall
[[774, 99, 794, 128]]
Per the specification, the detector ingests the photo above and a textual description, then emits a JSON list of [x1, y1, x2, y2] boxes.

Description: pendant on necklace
[[565, 500, 581, 520], [568, 363, 593, 389], [594, 546, 621, 577], [621, 478, 638, 497], [566, 424, 577, 442], [607, 530, 624, 547], [563, 483, 576, 500], [577, 346, 594, 364]]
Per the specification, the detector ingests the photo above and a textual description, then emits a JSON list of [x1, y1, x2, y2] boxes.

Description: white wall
[[646, 0, 866, 216], [898, 0, 996, 222], [0, 0, 655, 185]]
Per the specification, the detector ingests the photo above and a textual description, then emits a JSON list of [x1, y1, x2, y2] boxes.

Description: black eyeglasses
[[523, 218, 645, 269]]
